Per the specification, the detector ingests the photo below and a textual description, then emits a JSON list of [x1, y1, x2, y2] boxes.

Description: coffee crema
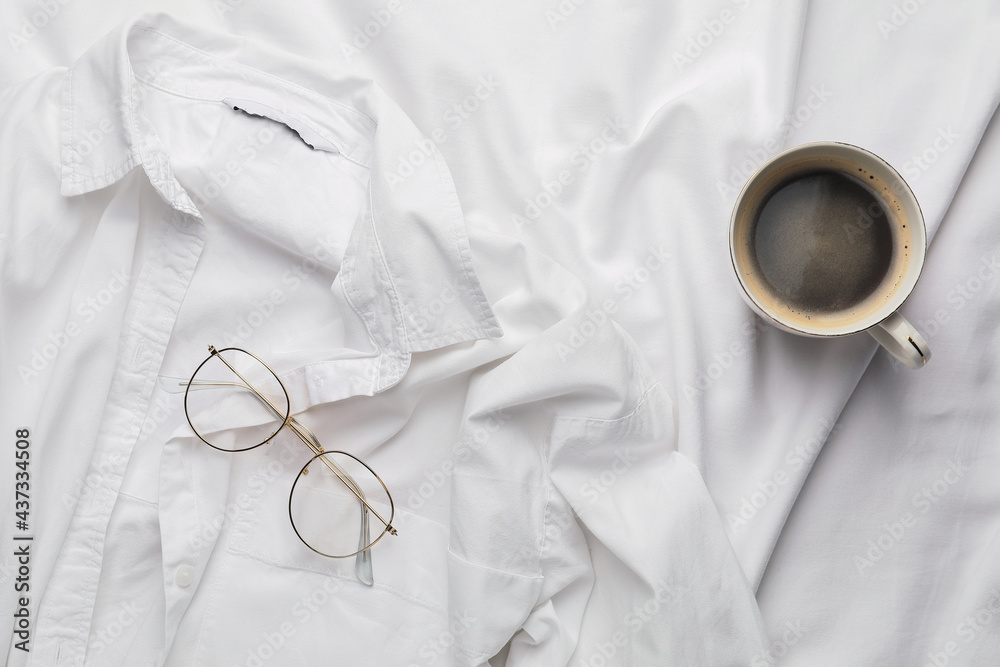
[[735, 161, 913, 331]]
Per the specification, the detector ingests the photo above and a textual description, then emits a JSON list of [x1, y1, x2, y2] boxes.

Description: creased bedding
[[1, 2, 999, 665]]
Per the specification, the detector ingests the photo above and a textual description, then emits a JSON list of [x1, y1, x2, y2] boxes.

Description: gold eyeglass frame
[[183, 345, 397, 562]]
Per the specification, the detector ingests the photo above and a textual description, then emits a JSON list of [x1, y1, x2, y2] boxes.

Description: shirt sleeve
[[446, 305, 773, 665]]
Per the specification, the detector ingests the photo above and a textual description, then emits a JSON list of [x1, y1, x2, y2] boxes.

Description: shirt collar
[[60, 13, 502, 383]]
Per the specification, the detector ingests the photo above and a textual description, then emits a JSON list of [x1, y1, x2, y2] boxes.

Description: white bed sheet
[[3, 1, 999, 664]]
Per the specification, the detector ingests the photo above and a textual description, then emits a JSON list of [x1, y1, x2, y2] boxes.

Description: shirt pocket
[[225, 450, 448, 612]]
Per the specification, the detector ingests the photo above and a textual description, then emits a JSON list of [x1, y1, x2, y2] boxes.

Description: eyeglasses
[[182, 345, 396, 585]]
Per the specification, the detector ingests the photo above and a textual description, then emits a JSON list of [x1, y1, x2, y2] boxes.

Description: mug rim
[[728, 141, 927, 338]]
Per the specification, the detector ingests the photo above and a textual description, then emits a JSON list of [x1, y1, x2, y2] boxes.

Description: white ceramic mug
[[729, 141, 930, 369]]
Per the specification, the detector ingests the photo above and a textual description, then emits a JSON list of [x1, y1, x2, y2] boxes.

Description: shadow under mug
[[729, 141, 931, 369]]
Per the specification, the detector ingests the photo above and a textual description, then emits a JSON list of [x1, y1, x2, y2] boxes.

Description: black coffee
[[751, 169, 894, 314]]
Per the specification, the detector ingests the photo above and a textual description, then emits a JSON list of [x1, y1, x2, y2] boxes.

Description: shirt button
[[175, 564, 195, 587]]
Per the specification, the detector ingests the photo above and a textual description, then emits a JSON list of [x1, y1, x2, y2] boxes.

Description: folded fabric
[[0, 13, 769, 665]]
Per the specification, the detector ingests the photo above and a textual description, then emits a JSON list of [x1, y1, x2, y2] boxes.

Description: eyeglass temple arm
[[291, 418, 374, 585], [285, 418, 396, 534], [182, 377, 395, 534], [180, 379, 248, 390], [205, 347, 396, 535]]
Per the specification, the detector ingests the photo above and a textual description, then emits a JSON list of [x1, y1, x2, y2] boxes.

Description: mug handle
[[867, 311, 931, 369]]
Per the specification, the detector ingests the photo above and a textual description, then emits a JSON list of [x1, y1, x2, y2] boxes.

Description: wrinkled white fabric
[[0, 14, 767, 666], [2, 2, 1000, 666]]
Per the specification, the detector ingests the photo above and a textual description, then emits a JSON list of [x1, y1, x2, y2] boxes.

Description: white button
[[174, 564, 195, 587]]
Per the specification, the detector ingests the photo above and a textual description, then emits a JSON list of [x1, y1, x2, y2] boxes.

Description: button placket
[[32, 202, 205, 666]]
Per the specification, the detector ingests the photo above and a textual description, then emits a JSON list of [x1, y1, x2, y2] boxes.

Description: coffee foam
[[732, 154, 915, 334]]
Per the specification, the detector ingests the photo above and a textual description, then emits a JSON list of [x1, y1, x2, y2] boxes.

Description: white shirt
[[0, 13, 768, 666]]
